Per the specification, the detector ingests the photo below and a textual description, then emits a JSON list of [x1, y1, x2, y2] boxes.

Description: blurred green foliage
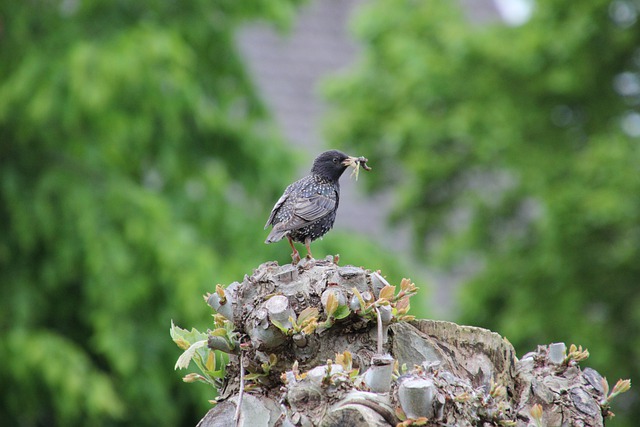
[[0, 1, 296, 425], [0, 1, 410, 426], [325, 0, 638, 424]]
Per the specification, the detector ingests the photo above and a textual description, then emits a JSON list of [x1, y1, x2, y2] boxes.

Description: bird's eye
[[333, 158, 338, 163]]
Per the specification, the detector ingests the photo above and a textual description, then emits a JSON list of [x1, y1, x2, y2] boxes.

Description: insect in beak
[[342, 156, 372, 180]]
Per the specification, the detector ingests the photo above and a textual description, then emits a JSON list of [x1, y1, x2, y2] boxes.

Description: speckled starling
[[265, 150, 369, 263]]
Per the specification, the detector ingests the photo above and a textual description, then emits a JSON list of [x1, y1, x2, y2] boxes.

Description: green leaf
[[333, 305, 351, 320], [210, 328, 228, 337], [378, 285, 396, 301], [244, 373, 264, 381], [298, 306, 319, 324], [171, 321, 208, 350], [205, 351, 216, 372], [325, 292, 339, 317], [174, 340, 208, 370], [270, 318, 289, 334]]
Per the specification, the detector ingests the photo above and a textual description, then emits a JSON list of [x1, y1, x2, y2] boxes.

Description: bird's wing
[[264, 187, 291, 229], [279, 191, 336, 231]]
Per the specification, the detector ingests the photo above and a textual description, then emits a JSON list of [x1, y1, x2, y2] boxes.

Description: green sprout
[[352, 277, 418, 323], [335, 350, 360, 381], [529, 404, 543, 427], [489, 378, 507, 400], [271, 306, 320, 336], [207, 314, 240, 353], [245, 354, 278, 384], [563, 344, 589, 365], [601, 377, 632, 418], [322, 292, 351, 329], [171, 320, 228, 389]]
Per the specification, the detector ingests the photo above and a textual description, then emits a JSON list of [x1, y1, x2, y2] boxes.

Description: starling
[[265, 150, 370, 263]]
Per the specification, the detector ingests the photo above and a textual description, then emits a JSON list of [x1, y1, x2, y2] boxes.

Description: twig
[[375, 306, 383, 354], [235, 353, 245, 426]]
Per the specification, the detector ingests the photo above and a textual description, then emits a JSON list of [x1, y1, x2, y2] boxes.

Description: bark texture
[[198, 258, 612, 427]]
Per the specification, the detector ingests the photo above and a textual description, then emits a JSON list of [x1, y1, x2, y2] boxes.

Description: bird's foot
[[291, 251, 301, 264]]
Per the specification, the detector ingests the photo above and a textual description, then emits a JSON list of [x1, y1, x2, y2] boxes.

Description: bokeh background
[[1, 0, 637, 425]]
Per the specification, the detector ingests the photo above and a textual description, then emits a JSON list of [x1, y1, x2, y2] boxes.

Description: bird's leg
[[287, 235, 301, 264], [304, 237, 313, 260]]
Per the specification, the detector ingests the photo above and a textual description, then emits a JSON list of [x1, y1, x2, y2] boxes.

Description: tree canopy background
[[324, 0, 638, 425], [0, 1, 408, 426]]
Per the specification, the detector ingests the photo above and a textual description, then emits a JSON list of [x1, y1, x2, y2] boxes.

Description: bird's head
[[311, 150, 364, 181]]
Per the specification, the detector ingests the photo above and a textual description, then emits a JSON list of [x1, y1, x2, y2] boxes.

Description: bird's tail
[[265, 228, 287, 244]]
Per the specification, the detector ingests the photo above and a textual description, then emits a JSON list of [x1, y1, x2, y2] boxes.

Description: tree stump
[[185, 258, 623, 427]]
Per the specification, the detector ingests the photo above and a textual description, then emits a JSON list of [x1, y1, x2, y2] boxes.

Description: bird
[[265, 150, 368, 263]]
